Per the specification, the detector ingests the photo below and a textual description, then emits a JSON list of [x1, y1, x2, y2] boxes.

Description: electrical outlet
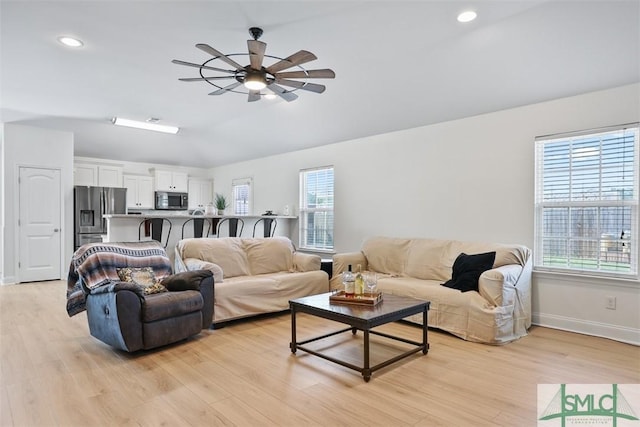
[[606, 296, 616, 310]]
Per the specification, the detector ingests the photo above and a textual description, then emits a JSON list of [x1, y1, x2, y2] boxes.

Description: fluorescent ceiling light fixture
[[57, 36, 84, 47], [112, 117, 179, 134], [457, 11, 477, 23]]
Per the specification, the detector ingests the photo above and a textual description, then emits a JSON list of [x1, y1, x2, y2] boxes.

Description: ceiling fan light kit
[[244, 72, 267, 90], [172, 27, 335, 102]]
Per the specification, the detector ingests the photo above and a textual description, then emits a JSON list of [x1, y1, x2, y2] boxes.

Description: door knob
[[53, 228, 60, 232]]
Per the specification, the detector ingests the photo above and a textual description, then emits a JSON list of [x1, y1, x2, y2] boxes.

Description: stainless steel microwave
[[155, 191, 188, 210]]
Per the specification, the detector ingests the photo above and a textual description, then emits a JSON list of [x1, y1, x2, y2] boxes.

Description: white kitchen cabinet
[[153, 169, 188, 192], [188, 178, 213, 210], [74, 164, 98, 186], [123, 175, 154, 209], [74, 163, 123, 187], [98, 165, 123, 187]]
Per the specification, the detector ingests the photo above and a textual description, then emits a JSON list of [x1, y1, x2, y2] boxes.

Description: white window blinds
[[299, 166, 334, 251], [232, 177, 252, 215], [534, 124, 639, 278]]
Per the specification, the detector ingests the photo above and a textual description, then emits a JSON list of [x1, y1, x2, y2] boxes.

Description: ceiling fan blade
[[248, 40, 267, 70], [179, 76, 235, 82], [248, 90, 261, 102], [196, 44, 243, 69], [172, 59, 236, 74], [266, 50, 317, 74], [208, 81, 242, 95], [274, 69, 335, 79], [275, 79, 326, 93], [269, 84, 298, 102]]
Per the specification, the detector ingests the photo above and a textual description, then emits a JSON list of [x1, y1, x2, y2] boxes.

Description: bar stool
[[252, 217, 277, 238], [216, 217, 244, 237], [181, 217, 212, 239], [138, 218, 172, 248]]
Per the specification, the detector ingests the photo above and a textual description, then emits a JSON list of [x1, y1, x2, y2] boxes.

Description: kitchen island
[[103, 213, 297, 264]]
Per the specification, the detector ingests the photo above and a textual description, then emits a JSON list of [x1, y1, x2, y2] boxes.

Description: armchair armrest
[[160, 270, 214, 329], [293, 252, 321, 272], [160, 270, 213, 292], [330, 252, 367, 290], [478, 264, 524, 307]]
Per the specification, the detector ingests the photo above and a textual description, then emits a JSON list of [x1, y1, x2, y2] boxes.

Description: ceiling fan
[[172, 27, 335, 102]]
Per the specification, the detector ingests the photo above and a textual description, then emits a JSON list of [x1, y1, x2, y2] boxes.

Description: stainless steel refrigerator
[[74, 186, 127, 249]]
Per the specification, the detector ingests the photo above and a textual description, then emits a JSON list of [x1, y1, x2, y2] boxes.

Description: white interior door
[[18, 167, 62, 282]]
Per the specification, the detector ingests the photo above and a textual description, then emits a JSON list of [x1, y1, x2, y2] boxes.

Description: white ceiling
[[1, 1, 638, 168]]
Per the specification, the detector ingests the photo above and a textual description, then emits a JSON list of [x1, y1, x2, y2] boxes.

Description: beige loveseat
[[330, 237, 532, 344], [175, 237, 329, 325]]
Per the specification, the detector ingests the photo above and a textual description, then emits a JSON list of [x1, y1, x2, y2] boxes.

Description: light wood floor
[[1, 281, 638, 427]]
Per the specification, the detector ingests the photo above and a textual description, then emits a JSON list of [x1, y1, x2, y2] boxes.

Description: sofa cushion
[[244, 237, 294, 275], [179, 237, 250, 278], [442, 251, 496, 292], [405, 239, 454, 281], [214, 271, 329, 323], [362, 237, 410, 275]]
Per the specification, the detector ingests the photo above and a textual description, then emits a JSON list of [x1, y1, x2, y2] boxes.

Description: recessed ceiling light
[[457, 11, 477, 23], [112, 117, 179, 134], [57, 36, 84, 47]]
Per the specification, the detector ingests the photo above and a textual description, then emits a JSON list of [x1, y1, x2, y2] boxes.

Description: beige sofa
[[175, 237, 329, 324], [330, 237, 532, 344]]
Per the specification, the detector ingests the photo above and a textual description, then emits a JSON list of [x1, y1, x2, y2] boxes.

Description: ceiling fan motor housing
[[249, 27, 263, 41]]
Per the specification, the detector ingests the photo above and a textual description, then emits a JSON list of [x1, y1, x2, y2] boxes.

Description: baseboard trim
[[0, 276, 17, 285], [532, 312, 640, 346]]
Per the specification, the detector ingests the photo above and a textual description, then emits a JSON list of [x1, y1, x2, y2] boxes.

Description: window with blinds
[[232, 177, 252, 215], [534, 124, 639, 278], [299, 166, 334, 251]]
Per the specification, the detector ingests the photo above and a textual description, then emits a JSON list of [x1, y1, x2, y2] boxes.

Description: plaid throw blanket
[[66, 241, 172, 317]]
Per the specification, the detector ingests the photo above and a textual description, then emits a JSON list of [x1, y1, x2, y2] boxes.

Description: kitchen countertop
[[104, 214, 297, 219]]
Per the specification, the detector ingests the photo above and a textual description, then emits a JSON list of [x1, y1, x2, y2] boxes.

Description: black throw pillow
[[441, 251, 496, 292]]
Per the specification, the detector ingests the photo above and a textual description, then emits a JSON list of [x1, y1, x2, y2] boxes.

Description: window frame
[[232, 177, 252, 216], [299, 166, 334, 252], [533, 123, 639, 279]]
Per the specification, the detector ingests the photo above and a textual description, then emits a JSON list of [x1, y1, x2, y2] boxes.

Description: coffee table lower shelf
[[289, 293, 430, 382]]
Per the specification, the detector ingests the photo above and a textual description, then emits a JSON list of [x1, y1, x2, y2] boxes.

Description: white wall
[[0, 124, 5, 280], [211, 83, 640, 344], [1, 123, 74, 284]]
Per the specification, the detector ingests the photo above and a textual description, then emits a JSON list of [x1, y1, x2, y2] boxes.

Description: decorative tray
[[329, 290, 383, 306]]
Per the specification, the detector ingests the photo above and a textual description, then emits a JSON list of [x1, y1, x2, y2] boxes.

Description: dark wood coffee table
[[289, 292, 430, 382]]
